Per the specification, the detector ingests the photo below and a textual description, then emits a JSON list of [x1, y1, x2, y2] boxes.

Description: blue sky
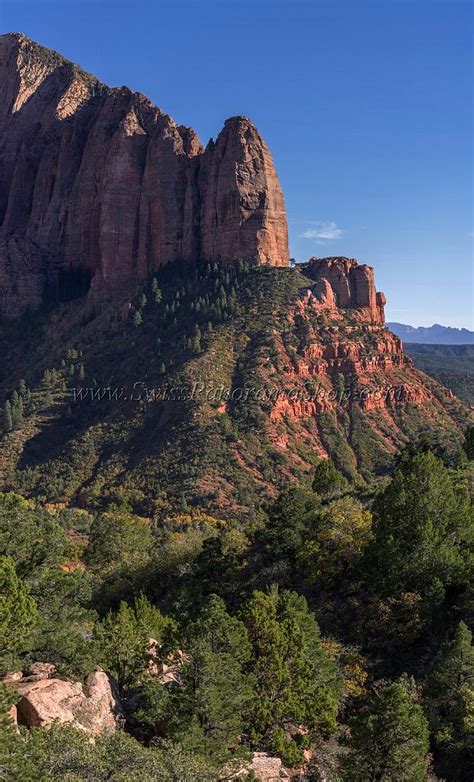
[[2, 0, 472, 327]]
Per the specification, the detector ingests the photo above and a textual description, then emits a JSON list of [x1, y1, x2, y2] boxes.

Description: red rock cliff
[[0, 33, 289, 315], [307, 256, 386, 323]]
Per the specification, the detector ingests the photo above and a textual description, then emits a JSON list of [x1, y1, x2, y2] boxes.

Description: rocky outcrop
[[307, 257, 386, 323], [230, 753, 290, 781], [4, 665, 124, 734], [0, 33, 289, 316], [199, 117, 288, 266]]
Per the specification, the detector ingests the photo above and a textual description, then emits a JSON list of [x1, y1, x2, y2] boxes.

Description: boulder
[[23, 662, 57, 681], [2, 671, 23, 683], [10, 669, 124, 735], [230, 752, 290, 781]]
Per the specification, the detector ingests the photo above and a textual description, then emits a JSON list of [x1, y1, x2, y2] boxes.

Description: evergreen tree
[[243, 586, 339, 765], [151, 277, 162, 303], [84, 512, 154, 572], [11, 394, 23, 428], [159, 361, 166, 375], [312, 458, 348, 500], [365, 451, 473, 601], [424, 621, 474, 777], [0, 555, 38, 673], [2, 400, 13, 433], [260, 485, 320, 564], [342, 681, 430, 782], [19, 379, 27, 395], [78, 364, 85, 381], [464, 425, 474, 460], [192, 325, 202, 354], [139, 293, 148, 309], [95, 596, 171, 692], [154, 595, 252, 765], [179, 595, 251, 762], [132, 310, 143, 328]]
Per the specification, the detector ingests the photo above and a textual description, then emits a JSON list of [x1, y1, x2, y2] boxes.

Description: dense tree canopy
[[243, 586, 339, 765], [365, 451, 473, 603], [342, 681, 430, 782], [0, 446, 471, 779]]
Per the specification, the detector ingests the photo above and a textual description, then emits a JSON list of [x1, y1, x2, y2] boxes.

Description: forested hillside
[[405, 344, 474, 405], [1, 435, 474, 780]]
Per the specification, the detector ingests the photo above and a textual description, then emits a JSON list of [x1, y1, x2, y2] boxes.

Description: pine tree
[[191, 325, 202, 354], [3, 401, 13, 433], [11, 395, 23, 429], [159, 361, 166, 375], [243, 586, 339, 765], [365, 451, 472, 601], [424, 621, 474, 774], [19, 379, 27, 396], [139, 595, 252, 766], [78, 364, 85, 381], [312, 458, 349, 500], [342, 681, 429, 782], [95, 597, 170, 693], [152, 280, 162, 305], [139, 293, 148, 309], [0, 555, 38, 672], [132, 310, 143, 328]]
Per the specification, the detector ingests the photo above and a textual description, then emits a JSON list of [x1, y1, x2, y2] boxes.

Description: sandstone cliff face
[[199, 117, 288, 266], [0, 33, 288, 316], [307, 256, 386, 323]]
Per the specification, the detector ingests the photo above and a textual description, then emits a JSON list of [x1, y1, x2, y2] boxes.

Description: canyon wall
[[0, 33, 288, 315]]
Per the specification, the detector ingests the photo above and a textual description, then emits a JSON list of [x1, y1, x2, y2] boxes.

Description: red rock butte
[[0, 33, 289, 316], [307, 257, 386, 324]]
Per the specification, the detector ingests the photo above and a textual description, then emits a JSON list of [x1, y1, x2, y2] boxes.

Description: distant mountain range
[[388, 322, 474, 345]]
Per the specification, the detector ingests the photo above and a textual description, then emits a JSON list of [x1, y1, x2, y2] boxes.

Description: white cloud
[[299, 221, 344, 241]]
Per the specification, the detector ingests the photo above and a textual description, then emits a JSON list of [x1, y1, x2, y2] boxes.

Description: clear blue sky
[[2, 0, 472, 327]]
